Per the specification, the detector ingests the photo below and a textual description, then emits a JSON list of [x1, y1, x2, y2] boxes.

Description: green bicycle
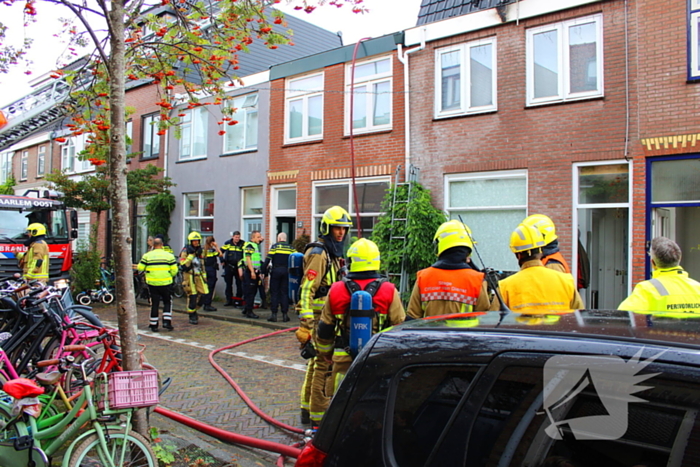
[[0, 358, 157, 467]]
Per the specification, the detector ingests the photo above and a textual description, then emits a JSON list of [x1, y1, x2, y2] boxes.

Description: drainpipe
[[397, 28, 426, 182]]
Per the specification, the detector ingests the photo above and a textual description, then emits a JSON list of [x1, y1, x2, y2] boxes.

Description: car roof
[[394, 309, 700, 350]]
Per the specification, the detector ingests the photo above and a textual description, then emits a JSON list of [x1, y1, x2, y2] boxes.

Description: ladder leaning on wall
[[387, 163, 419, 299]]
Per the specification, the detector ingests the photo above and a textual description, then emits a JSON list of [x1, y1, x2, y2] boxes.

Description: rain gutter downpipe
[[397, 28, 426, 182], [349, 37, 371, 238]]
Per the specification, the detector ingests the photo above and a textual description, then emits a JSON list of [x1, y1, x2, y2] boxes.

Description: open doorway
[[276, 217, 296, 244]]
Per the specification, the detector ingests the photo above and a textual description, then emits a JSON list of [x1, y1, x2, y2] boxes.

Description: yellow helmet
[[187, 231, 202, 242], [320, 206, 352, 236], [27, 223, 47, 236], [347, 238, 380, 272], [522, 214, 557, 244], [510, 223, 546, 253], [434, 220, 475, 256]]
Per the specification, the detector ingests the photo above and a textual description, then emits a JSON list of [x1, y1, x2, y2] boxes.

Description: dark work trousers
[[243, 270, 258, 313], [148, 284, 172, 328], [203, 266, 218, 306], [224, 266, 243, 302], [269, 267, 289, 313]]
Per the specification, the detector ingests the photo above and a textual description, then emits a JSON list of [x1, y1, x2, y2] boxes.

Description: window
[[61, 138, 76, 173], [242, 187, 263, 239], [183, 191, 214, 237], [526, 14, 603, 106], [142, 114, 160, 159], [20, 151, 28, 180], [179, 107, 208, 160], [435, 38, 497, 117], [346, 56, 392, 133], [0, 152, 12, 184], [285, 73, 323, 143], [37, 145, 46, 177], [75, 210, 91, 252], [313, 178, 389, 238], [690, 1, 700, 79], [224, 93, 258, 153], [446, 170, 527, 272], [125, 120, 133, 157]]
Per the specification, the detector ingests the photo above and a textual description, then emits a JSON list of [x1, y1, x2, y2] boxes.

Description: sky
[[0, 0, 423, 108]]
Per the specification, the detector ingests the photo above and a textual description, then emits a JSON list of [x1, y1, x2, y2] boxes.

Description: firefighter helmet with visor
[[27, 223, 47, 237], [510, 224, 546, 253], [347, 238, 381, 272], [434, 220, 475, 256]]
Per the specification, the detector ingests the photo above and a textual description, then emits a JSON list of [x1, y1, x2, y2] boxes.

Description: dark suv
[[295, 310, 700, 467]]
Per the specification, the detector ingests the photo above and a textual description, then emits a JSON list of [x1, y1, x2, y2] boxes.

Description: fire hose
[[154, 325, 305, 462]]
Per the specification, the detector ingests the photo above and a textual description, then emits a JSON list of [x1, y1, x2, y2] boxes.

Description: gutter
[[397, 28, 426, 181]]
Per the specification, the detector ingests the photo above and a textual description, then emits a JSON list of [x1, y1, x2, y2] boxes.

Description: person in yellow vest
[[138, 237, 178, 332], [407, 220, 491, 319], [522, 214, 571, 274], [295, 206, 352, 426], [490, 224, 583, 313], [18, 223, 50, 284], [179, 231, 208, 325], [242, 230, 265, 319], [618, 236, 700, 316]]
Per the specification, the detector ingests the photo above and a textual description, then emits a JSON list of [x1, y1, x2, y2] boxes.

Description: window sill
[[220, 149, 257, 157], [140, 156, 159, 162], [525, 94, 604, 109], [282, 138, 323, 148], [434, 108, 497, 121], [176, 156, 207, 164], [341, 128, 392, 139]]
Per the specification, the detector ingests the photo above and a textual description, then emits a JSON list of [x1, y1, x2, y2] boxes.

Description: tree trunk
[[106, 0, 148, 436]]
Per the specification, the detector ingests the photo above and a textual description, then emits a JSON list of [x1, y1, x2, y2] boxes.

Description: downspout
[[397, 28, 426, 182], [349, 37, 371, 238]]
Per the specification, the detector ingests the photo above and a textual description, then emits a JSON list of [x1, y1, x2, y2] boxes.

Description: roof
[[416, 0, 516, 25]]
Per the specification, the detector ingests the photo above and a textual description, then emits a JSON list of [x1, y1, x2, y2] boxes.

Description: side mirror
[[71, 229, 78, 239]]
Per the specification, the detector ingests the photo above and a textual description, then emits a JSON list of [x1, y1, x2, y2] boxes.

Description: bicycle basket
[[96, 370, 159, 410]]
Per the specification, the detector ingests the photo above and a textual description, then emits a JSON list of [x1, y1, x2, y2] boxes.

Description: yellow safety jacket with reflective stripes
[[296, 242, 343, 333], [138, 248, 178, 286], [23, 240, 49, 282], [618, 267, 700, 316]]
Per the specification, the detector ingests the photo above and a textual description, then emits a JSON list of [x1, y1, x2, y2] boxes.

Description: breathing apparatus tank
[[288, 252, 304, 304], [349, 290, 374, 357]]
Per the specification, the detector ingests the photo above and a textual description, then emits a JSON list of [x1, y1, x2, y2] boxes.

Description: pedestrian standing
[[18, 223, 50, 284], [202, 236, 222, 312], [242, 231, 265, 319], [180, 231, 208, 324], [221, 231, 245, 307], [138, 237, 177, 332], [263, 232, 295, 322]]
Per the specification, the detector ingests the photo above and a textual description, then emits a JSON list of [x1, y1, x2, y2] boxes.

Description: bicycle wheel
[[77, 293, 92, 306], [69, 430, 156, 467], [101, 292, 114, 304], [172, 273, 184, 298]]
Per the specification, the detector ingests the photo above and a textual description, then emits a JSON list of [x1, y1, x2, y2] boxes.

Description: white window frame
[[311, 176, 390, 239], [241, 186, 263, 240], [183, 191, 215, 239], [223, 92, 259, 154], [141, 114, 160, 159], [20, 151, 28, 181], [526, 14, 604, 106], [37, 145, 46, 177], [179, 107, 208, 161], [434, 37, 498, 118], [345, 55, 392, 135], [0, 152, 13, 184], [691, 10, 700, 79], [284, 72, 324, 144], [61, 139, 76, 173]]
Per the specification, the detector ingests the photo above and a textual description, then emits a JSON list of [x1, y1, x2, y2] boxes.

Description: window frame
[[0, 152, 12, 184], [20, 150, 28, 181], [223, 92, 259, 154], [434, 37, 498, 118], [345, 55, 393, 135], [284, 72, 324, 144], [526, 13, 604, 106], [183, 191, 215, 239], [60, 138, 76, 173], [179, 107, 208, 161], [37, 145, 46, 177], [690, 2, 700, 80], [241, 186, 263, 240]]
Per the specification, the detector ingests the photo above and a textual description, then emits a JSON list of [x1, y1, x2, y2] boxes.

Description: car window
[[390, 366, 480, 467]]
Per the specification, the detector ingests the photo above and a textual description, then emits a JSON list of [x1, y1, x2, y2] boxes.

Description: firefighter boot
[[300, 408, 311, 425], [282, 312, 290, 322], [163, 321, 174, 331], [267, 313, 277, 322], [189, 311, 199, 325]]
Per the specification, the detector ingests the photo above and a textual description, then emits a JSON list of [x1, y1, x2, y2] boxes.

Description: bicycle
[[171, 270, 185, 299], [0, 358, 157, 467]]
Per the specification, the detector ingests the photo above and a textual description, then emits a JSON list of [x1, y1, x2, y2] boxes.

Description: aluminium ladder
[[387, 164, 419, 299]]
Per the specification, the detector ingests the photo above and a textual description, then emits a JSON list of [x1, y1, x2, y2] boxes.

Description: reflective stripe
[[420, 291, 478, 304], [333, 348, 350, 357], [316, 342, 333, 352], [649, 278, 670, 297]]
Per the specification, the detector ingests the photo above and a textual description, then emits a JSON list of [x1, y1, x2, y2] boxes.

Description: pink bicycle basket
[[98, 370, 159, 410]]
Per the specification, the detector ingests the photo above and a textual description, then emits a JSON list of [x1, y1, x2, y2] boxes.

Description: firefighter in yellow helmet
[[316, 239, 405, 403], [295, 206, 352, 426], [490, 224, 583, 313], [522, 214, 571, 274], [407, 220, 491, 319], [618, 236, 700, 316], [179, 231, 209, 325], [18, 223, 50, 284]]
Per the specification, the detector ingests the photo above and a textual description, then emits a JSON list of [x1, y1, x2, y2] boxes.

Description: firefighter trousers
[[309, 356, 332, 424]]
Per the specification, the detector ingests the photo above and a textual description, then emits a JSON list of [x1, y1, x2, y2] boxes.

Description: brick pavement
[[93, 300, 310, 466]]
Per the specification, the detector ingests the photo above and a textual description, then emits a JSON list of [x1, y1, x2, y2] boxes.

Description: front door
[[276, 217, 296, 244]]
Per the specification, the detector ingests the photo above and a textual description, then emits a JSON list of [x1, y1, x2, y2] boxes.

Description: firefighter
[[221, 231, 245, 307], [18, 223, 50, 284], [407, 220, 491, 319], [202, 236, 222, 312], [490, 224, 583, 313], [618, 236, 700, 315], [295, 206, 352, 426], [522, 214, 571, 274], [179, 231, 208, 324], [263, 232, 295, 322], [137, 237, 178, 331], [242, 230, 265, 319], [316, 238, 405, 399]]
